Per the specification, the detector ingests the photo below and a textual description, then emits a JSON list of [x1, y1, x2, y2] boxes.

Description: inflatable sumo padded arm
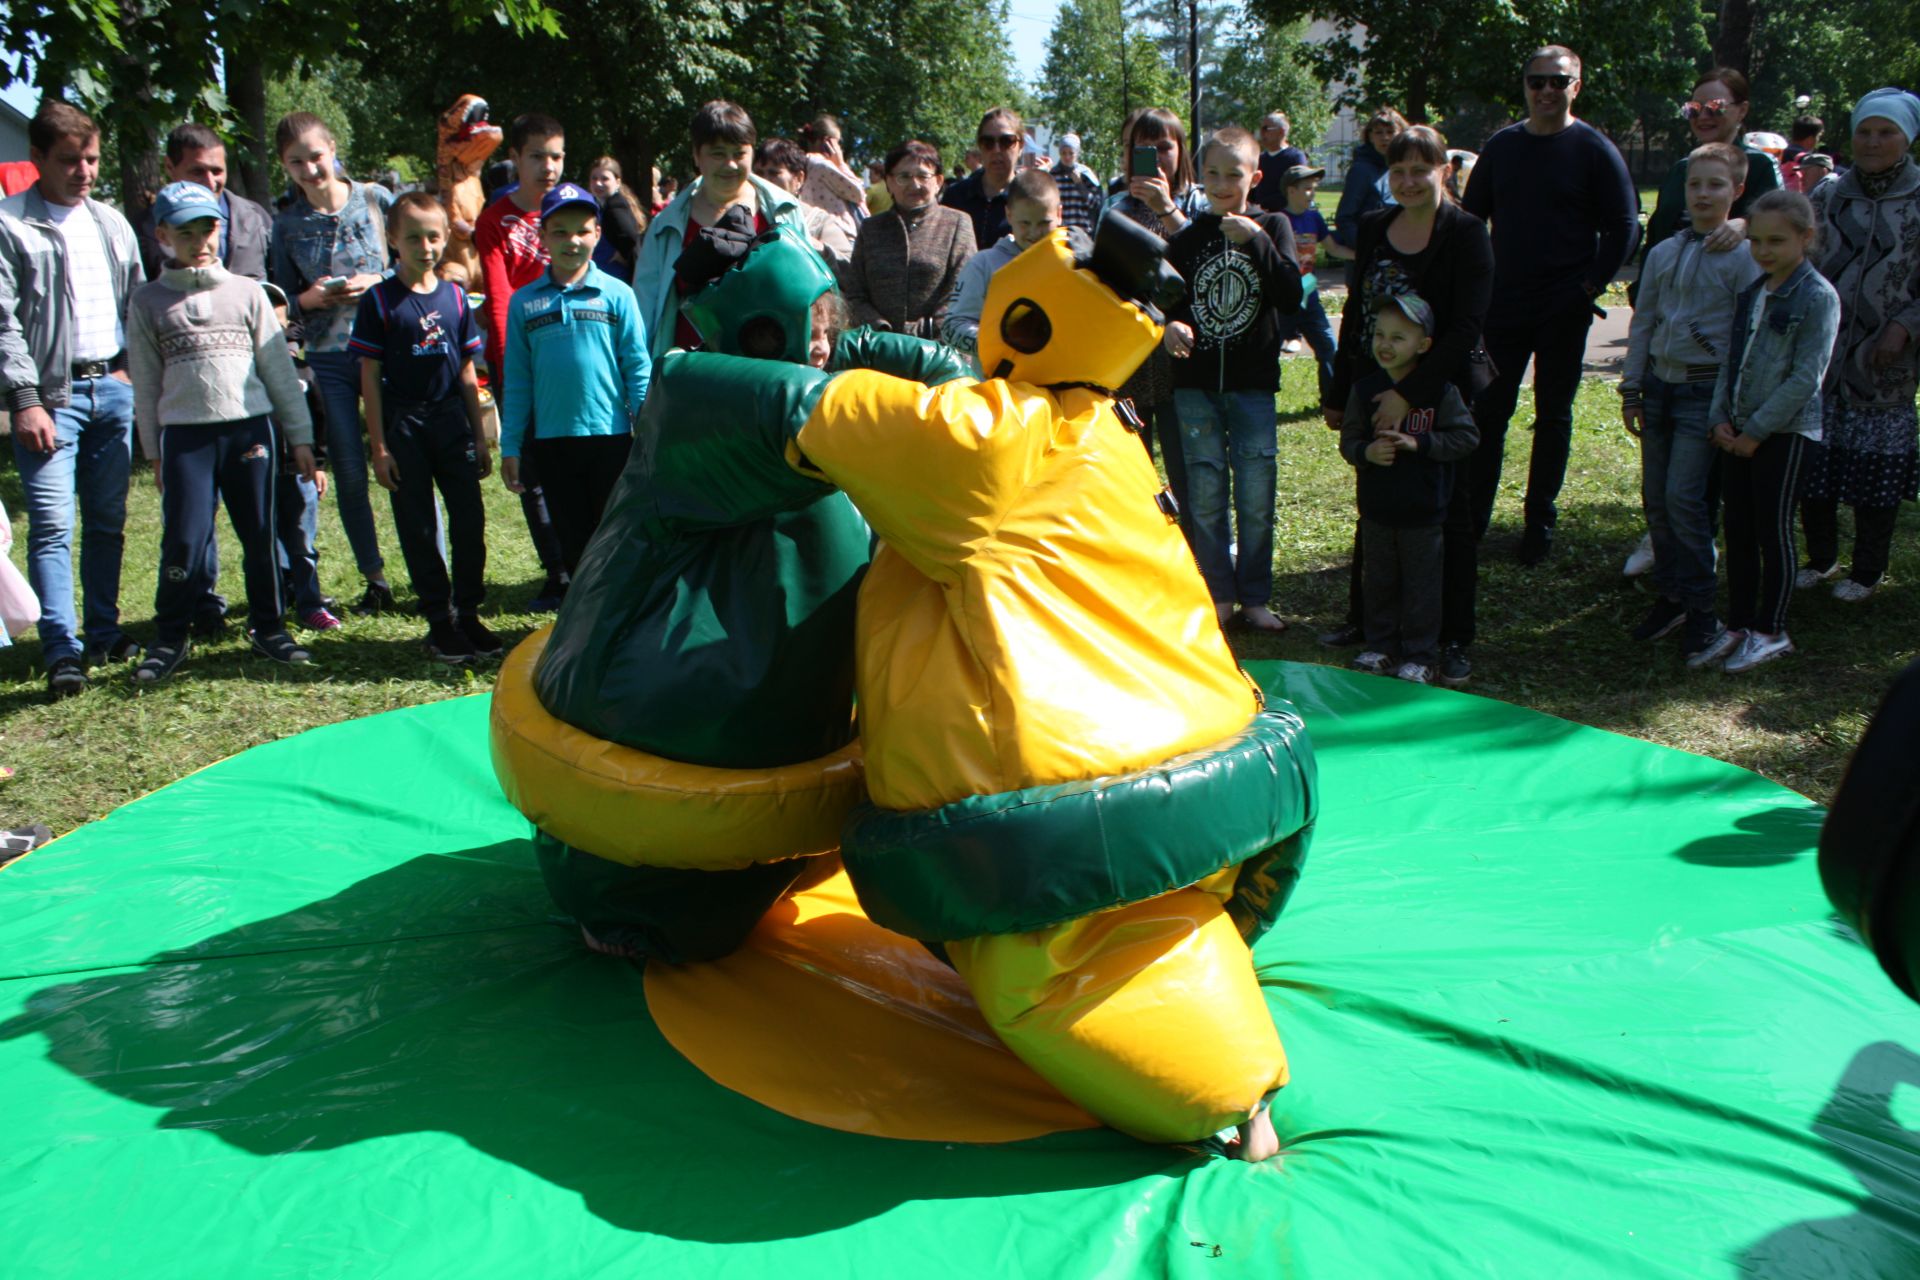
[[636, 351, 838, 535], [831, 327, 975, 388]]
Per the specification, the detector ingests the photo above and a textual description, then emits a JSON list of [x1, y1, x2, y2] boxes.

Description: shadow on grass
[[0, 844, 1174, 1245]]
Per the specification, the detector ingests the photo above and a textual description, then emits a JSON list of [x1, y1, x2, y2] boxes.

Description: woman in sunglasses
[[941, 107, 1025, 250], [1641, 69, 1782, 267]]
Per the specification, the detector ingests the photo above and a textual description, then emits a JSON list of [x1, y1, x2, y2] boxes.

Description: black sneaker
[[351, 580, 398, 617], [527, 574, 568, 613], [426, 618, 478, 666], [46, 656, 88, 700], [459, 615, 504, 658], [1517, 523, 1553, 566], [134, 640, 192, 685], [249, 630, 312, 665], [1317, 621, 1364, 648], [85, 635, 143, 666], [1631, 597, 1688, 642], [1437, 642, 1473, 688]]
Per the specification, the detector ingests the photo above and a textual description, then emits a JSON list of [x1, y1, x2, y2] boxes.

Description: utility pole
[[1187, 0, 1200, 134], [1116, 0, 1132, 146]]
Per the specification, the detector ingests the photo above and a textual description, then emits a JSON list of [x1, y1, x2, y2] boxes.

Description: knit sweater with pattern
[[127, 262, 314, 457]]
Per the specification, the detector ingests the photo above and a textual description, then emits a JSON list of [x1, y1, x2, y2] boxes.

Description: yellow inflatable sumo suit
[[780, 219, 1317, 1148]]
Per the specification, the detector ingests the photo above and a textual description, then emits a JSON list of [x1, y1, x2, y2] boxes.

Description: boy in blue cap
[[126, 181, 318, 683], [499, 182, 651, 575]]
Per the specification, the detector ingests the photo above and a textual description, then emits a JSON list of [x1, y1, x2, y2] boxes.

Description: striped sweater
[[126, 263, 313, 458]]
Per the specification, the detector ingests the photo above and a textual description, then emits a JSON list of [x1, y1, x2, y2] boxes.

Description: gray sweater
[[840, 202, 975, 339], [127, 263, 313, 457], [1621, 226, 1762, 397]]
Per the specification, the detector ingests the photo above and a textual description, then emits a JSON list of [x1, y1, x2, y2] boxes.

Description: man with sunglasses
[[942, 108, 1024, 250], [1461, 44, 1640, 565]]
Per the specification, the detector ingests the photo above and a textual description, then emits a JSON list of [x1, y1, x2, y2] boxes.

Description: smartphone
[[318, 276, 349, 292], [1130, 145, 1159, 179]]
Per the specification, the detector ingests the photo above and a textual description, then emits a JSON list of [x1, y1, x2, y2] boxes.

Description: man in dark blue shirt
[[1462, 44, 1640, 564]]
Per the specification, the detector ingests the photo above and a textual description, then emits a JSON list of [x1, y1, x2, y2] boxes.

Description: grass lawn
[[3, 366, 1916, 833]]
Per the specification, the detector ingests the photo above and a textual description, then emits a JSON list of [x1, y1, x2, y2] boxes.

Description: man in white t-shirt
[[0, 100, 145, 699]]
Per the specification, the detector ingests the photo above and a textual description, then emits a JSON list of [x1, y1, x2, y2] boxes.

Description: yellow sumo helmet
[[976, 216, 1187, 391]]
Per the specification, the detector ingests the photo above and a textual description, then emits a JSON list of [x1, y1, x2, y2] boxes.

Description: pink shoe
[[299, 607, 343, 632]]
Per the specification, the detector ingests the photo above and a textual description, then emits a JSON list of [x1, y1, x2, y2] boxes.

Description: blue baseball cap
[[153, 181, 224, 227], [540, 182, 599, 222]]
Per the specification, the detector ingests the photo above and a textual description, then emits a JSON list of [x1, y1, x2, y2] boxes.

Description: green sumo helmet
[[680, 226, 838, 364]]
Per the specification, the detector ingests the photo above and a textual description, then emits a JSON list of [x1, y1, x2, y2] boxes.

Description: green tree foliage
[[350, 0, 1020, 200], [1740, 0, 1920, 152], [1034, 0, 1184, 177], [1252, 0, 1705, 138], [0, 0, 559, 206], [1207, 8, 1330, 150]]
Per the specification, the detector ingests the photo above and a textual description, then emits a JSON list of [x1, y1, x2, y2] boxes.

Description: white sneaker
[[1832, 577, 1878, 602], [1796, 562, 1842, 589], [1622, 533, 1655, 577], [1724, 630, 1794, 673], [1394, 661, 1433, 684], [1352, 650, 1392, 675]]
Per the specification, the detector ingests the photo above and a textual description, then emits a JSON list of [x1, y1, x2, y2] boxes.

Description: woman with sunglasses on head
[[942, 108, 1025, 250], [1092, 107, 1208, 523]]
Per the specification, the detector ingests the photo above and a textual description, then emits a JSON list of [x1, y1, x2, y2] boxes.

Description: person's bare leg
[[579, 923, 640, 958], [1235, 1106, 1280, 1162]]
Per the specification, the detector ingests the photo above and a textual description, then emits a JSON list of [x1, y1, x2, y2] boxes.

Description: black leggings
[[1801, 496, 1900, 587], [1724, 433, 1809, 636]]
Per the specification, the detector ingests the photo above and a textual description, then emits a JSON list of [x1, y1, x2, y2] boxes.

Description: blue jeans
[[1296, 290, 1338, 405], [12, 374, 133, 665], [1640, 376, 1719, 611], [306, 351, 385, 578], [1174, 388, 1278, 606], [276, 471, 326, 613]]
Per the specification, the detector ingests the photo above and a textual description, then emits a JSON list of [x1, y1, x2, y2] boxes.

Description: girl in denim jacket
[[1707, 190, 1841, 672], [268, 112, 396, 616]]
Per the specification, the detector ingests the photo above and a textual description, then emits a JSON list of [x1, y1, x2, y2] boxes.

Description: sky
[[1005, 0, 1066, 88]]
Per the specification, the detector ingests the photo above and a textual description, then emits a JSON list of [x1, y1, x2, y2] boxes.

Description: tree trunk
[[1712, 0, 1754, 75], [225, 48, 271, 206], [1405, 61, 1430, 124]]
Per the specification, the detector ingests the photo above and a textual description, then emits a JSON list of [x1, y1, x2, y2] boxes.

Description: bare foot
[[580, 924, 641, 959], [1235, 1107, 1280, 1162], [1215, 602, 1236, 627], [1239, 605, 1288, 634]]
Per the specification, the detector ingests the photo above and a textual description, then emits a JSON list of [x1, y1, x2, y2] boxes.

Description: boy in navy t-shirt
[[1280, 164, 1349, 403], [350, 192, 497, 664]]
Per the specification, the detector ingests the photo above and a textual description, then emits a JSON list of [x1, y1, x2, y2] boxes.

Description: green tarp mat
[[2, 661, 1917, 1278]]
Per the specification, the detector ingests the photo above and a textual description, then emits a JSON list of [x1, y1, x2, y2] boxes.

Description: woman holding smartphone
[[1096, 107, 1207, 522], [268, 111, 396, 616]]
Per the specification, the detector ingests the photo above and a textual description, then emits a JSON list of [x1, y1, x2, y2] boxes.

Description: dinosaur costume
[[435, 95, 504, 286], [491, 219, 1316, 1149]]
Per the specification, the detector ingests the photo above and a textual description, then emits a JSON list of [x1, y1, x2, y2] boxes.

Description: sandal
[[1238, 605, 1289, 633]]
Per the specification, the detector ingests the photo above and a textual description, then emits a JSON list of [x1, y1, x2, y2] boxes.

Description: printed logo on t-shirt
[[1192, 245, 1261, 345], [412, 310, 451, 358], [1403, 406, 1435, 437]]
